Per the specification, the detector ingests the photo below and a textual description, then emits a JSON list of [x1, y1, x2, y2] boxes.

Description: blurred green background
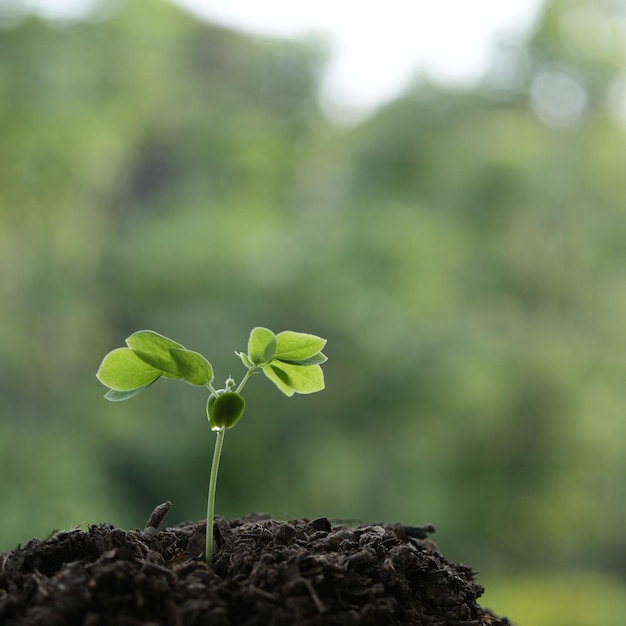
[[1, 0, 626, 623]]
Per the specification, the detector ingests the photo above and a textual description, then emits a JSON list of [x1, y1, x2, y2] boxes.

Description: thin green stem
[[205, 365, 256, 566], [235, 366, 257, 394], [206, 427, 225, 566]]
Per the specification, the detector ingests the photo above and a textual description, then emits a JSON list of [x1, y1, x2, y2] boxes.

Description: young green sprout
[[96, 327, 327, 566]]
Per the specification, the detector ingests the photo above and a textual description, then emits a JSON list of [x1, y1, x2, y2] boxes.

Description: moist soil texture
[[0, 504, 511, 626]]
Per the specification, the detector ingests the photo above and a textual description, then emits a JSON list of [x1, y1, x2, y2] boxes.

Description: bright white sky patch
[[173, 0, 544, 119]]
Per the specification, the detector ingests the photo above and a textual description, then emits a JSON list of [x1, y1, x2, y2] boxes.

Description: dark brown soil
[[0, 504, 511, 625]]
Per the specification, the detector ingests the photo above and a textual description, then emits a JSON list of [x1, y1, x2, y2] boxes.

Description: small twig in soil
[[141, 501, 172, 539]]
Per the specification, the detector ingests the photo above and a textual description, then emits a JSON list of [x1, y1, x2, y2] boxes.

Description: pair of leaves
[[97, 331, 213, 401], [239, 327, 327, 397], [97, 327, 328, 402]]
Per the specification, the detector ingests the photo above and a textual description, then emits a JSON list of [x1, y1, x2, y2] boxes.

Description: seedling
[[97, 327, 327, 565]]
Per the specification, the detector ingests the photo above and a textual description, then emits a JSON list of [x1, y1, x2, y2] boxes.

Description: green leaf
[[275, 331, 327, 363], [126, 330, 184, 378], [104, 379, 159, 401], [97, 347, 162, 391], [261, 364, 295, 396], [247, 327, 277, 365], [278, 351, 328, 366], [263, 361, 325, 395], [169, 348, 213, 386], [206, 391, 246, 430]]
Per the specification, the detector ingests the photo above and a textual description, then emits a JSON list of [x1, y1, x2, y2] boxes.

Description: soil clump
[[0, 505, 511, 625]]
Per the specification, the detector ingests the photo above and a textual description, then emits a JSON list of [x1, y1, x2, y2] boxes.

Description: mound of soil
[[0, 503, 511, 625]]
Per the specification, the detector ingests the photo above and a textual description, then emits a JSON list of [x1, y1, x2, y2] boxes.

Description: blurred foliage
[[1, 0, 626, 622], [481, 570, 626, 626]]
